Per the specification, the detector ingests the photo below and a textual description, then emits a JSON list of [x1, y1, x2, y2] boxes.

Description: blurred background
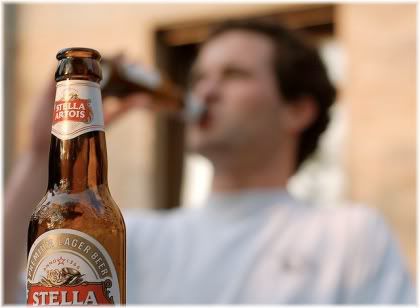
[[3, 2, 416, 280]]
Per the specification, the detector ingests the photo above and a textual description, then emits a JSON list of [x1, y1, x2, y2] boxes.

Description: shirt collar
[[202, 188, 294, 220]]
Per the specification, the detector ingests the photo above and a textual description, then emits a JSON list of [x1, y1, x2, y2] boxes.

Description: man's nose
[[194, 77, 221, 106]]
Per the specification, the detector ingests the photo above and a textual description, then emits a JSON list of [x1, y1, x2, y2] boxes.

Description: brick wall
[[337, 4, 416, 276]]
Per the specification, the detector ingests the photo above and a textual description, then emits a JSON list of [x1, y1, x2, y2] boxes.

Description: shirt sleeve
[[344, 207, 416, 304]]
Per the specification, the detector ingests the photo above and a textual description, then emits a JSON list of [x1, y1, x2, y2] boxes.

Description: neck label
[[52, 80, 104, 140]]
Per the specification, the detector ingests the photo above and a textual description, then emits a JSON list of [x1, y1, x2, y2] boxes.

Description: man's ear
[[283, 96, 318, 134]]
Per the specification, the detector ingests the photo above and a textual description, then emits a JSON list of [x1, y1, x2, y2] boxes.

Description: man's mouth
[[198, 108, 212, 130], [183, 93, 207, 124]]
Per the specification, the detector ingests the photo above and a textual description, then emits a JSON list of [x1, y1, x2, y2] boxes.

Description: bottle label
[[52, 80, 104, 140], [26, 229, 120, 305]]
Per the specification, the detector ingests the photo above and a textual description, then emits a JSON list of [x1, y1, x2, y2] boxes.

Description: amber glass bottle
[[26, 47, 126, 305]]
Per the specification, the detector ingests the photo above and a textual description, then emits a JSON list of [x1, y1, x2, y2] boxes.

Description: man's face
[[187, 30, 290, 161]]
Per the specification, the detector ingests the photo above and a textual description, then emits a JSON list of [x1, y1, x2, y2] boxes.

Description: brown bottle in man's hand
[[26, 47, 126, 305], [100, 57, 207, 123]]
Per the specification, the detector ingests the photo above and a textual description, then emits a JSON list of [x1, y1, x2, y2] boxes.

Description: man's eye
[[188, 73, 204, 88], [224, 69, 249, 78]]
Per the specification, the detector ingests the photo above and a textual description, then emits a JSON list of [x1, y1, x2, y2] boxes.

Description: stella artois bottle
[[26, 47, 126, 305]]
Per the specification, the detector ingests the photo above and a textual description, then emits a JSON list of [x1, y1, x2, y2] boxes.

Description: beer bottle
[[26, 47, 126, 305], [101, 57, 182, 103], [100, 57, 206, 122]]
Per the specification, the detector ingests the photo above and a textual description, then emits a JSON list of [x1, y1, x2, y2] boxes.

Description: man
[[123, 20, 415, 304], [5, 20, 415, 304]]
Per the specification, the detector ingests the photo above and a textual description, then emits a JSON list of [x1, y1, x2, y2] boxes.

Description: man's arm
[[4, 78, 54, 304], [4, 152, 48, 303]]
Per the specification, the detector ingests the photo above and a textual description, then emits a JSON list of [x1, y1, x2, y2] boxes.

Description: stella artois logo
[[51, 80, 104, 140], [27, 229, 120, 305], [27, 265, 113, 305], [53, 92, 94, 124]]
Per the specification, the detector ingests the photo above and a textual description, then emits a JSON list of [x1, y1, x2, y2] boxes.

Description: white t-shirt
[[124, 189, 415, 304]]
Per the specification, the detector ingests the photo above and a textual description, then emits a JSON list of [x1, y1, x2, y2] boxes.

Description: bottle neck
[[47, 132, 108, 192], [47, 79, 108, 192]]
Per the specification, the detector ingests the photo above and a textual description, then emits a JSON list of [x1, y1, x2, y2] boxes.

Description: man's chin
[[186, 139, 232, 160], [185, 142, 212, 156], [185, 129, 237, 157]]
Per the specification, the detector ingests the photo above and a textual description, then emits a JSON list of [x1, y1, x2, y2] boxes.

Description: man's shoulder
[[299, 202, 385, 231], [285, 202, 397, 275], [329, 204, 388, 238], [289, 202, 390, 252]]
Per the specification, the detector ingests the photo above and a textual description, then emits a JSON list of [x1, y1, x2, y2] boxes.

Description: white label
[[52, 80, 104, 140], [27, 229, 120, 305]]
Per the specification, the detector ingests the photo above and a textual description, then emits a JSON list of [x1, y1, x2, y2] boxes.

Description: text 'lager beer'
[[26, 48, 126, 305]]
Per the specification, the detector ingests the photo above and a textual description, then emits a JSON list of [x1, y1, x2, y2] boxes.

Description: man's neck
[[211, 147, 294, 193], [212, 173, 288, 193]]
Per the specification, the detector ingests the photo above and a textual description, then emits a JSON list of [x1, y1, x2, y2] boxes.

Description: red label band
[[53, 98, 93, 124], [27, 282, 113, 305]]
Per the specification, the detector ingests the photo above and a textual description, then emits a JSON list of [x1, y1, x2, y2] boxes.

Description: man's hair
[[205, 19, 337, 170]]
